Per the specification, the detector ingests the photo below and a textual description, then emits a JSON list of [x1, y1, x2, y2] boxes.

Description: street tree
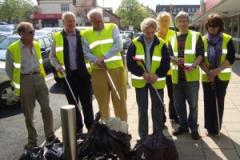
[[0, 0, 35, 23], [115, 0, 150, 31]]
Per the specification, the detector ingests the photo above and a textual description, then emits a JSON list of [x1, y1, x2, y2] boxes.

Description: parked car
[[0, 34, 6, 42], [0, 24, 16, 35], [0, 34, 53, 107]]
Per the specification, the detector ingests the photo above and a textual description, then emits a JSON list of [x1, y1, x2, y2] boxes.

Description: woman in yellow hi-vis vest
[[156, 11, 179, 125], [200, 14, 235, 136], [5, 22, 58, 149], [170, 11, 204, 140], [127, 18, 170, 142]]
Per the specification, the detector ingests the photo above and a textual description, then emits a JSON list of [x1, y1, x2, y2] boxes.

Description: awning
[[31, 13, 62, 20], [192, 0, 240, 25]]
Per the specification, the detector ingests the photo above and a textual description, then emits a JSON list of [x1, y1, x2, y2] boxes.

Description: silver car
[[0, 36, 19, 107]]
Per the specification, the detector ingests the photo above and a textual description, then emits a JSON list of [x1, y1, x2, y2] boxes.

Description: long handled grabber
[[132, 56, 164, 107], [212, 80, 220, 135], [105, 68, 121, 100], [61, 71, 82, 110]]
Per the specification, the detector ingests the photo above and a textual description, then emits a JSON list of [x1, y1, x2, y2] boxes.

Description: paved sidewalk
[[55, 61, 240, 160]]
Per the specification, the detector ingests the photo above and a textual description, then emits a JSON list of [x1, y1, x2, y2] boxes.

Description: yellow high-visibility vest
[[82, 23, 123, 69], [156, 29, 176, 75], [170, 30, 200, 84], [131, 38, 166, 89], [8, 40, 46, 96], [52, 32, 91, 78], [201, 33, 232, 82]]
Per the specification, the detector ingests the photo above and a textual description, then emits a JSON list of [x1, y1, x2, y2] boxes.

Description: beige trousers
[[20, 74, 54, 144], [91, 67, 127, 121]]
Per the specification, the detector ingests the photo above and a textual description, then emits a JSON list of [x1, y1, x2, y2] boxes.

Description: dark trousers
[[166, 75, 178, 120], [202, 78, 229, 133], [136, 84, 164, 140], [61, 70, 94, 133]]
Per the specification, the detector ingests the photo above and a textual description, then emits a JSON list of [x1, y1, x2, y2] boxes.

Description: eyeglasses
[[208, 23, 218, 28], [24, 30, 35, 35]]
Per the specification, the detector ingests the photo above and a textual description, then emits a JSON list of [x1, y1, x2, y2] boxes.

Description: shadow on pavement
[[202, 133, 240, 160], [49, 83, 64, 94], [0, 104, 22, 118]]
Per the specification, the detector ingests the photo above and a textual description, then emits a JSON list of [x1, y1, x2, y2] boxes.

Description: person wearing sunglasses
[[200, 13, 235, 136], [5, 22, 58, 149]]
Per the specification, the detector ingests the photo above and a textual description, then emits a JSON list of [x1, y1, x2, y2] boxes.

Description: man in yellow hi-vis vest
[[127, 18, 170, 142], [5, 22, 57, 149], [170, 11, 204, 140], [82, 8, 127, 121], [50, 12, 94, 135]]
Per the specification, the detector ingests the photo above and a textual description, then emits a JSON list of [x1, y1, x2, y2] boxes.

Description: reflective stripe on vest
[[82, 23, 123, 69], [7, 40, 46, 96], [201, 33, 232, 82], [131, 38, 166, 89], [53, 32, 92, 77], [170, 30, 200, 84]]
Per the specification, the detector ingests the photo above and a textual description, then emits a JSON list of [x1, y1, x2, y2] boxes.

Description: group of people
[[5, 7, 235, 150], [127, 10, 235, 142]]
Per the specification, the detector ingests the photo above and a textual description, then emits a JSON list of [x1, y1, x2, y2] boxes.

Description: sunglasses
[[208, 23, 218, 28], [24, 30, 35, 35]]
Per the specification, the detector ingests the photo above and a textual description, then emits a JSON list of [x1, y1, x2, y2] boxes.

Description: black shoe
[[173, 127, 188, 136], [46, 135, 60, 144], [191, 131, 201, 140], [207, 130, 220, 136]]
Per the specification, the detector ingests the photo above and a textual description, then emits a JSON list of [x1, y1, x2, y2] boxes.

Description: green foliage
[[115, 0, 150, 31], [0, 0, 34, 23]]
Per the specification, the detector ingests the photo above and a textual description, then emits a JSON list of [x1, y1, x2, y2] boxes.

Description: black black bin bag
[[78, 118, 131, 160], [19, 147, 44, 160], [130, 134, 179, 160], [44, 142, 64, 160]]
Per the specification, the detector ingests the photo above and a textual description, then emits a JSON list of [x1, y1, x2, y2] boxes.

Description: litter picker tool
[[61, 71, 82, 110], [105, 68, 121, 100], [132, 56, 164, 105], [212, 80, 220, 135]]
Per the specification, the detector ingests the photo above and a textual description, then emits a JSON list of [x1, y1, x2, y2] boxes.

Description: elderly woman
[[200, 13, 235, 136], [127, 18, 170, 142], [156, 11, 179, 125]]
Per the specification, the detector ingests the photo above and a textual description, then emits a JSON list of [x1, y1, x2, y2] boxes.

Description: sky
[[97, 0, 201, 11]]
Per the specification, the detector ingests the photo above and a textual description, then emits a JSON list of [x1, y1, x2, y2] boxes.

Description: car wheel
[[0, 81, 19, 107]]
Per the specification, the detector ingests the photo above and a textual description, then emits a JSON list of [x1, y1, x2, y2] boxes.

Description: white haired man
[[82, 8, 127, 122], [127, 18, 170, 142]]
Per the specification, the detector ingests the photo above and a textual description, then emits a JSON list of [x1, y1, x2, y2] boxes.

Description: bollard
[[61, 105, 77, 160]]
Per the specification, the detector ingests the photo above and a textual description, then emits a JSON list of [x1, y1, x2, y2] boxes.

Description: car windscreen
[[0, 25, 13, 32], [0, 37, 19, 60], [0, 37, 19, 49]]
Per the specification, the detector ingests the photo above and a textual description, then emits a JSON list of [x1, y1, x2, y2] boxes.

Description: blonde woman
[[156, 12, 179, 125]]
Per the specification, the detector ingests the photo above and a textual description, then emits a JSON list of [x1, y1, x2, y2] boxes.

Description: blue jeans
[[173, 81, 199, 131], [135, 84, 164, 140]]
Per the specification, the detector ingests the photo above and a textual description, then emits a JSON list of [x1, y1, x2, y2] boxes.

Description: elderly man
[[127, 18, 170, 142], [170, 11, 204, 140], [5, 22, 57, 149], [82, 8, 127, 121], [50, 12, 94, 134]]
